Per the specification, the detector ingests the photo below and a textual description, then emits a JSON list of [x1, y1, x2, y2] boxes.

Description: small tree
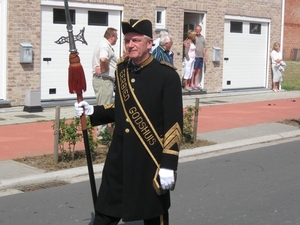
[[85, 117, 100, 155], [183, 105, 199, 144], [52, 117, 99, 161], [98, 123, 115, 147], [56, 117, 81, 160]]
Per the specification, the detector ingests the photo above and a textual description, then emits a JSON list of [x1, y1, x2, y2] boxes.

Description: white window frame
[[155, 7, 166, 29]]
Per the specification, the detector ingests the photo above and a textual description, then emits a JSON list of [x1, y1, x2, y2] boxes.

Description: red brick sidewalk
[[0, 98, 299, 161], [198, 98, 299, 132]]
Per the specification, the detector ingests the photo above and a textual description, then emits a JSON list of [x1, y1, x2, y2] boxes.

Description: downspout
[[279, 0, 285, 90], [281, 0, 285, 59]]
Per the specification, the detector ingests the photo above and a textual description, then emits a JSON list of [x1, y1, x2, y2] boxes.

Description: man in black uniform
[[75, 18, 183, 225]]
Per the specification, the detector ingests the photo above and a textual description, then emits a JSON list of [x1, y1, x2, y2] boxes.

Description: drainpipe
[[279, 0, 285, 90]]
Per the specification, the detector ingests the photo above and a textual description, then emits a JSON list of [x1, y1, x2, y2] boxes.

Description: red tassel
[[68, 52, 87, 94]]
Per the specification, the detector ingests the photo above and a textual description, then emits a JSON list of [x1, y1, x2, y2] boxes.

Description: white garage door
[[41, 2, 122, 100], [222, 17, 269, 89]]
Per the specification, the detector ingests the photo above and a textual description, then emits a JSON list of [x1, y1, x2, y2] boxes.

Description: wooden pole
[[193, 98, 199, 143], [64, 0, 96, 210], [53, 106, 60, 164], [77, 94, 97, 209]]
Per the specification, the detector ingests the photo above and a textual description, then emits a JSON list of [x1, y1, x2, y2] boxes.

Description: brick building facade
[[6, 0, 41, 106], [1, 0, 283, 106], [283, 0, 300, 60]]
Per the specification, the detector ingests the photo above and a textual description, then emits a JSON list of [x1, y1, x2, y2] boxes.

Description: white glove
[[159, 168, 174, 190], [74, 101, 94, 116]]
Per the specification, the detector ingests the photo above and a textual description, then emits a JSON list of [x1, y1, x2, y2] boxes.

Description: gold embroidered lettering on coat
[[129, 106, 157, 146], [120, 70, 130, 101], [116, 59, 162, 169]]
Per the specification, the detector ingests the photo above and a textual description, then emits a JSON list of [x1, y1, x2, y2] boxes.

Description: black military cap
[[122, 18, 153, 38]]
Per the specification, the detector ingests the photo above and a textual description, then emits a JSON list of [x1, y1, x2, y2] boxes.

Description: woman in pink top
[[182, 30, 196, 91]]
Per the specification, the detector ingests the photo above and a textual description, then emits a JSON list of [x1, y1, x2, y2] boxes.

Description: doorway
[[183, 12, 206, 88]]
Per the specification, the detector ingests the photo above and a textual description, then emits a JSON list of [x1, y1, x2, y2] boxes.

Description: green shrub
[[52, 117, 99, 162], [183, 105, 199, 144], [52, 106, 199, 161], [98, 123, 114, 147]]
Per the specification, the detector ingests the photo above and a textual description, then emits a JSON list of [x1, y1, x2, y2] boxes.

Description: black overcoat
[[89, 56, 183, 221]]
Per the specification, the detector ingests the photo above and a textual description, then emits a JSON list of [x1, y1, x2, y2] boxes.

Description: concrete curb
[[1, 129, 300, 191], [179, 130, 300, 161], [0, 164, 104, 190]]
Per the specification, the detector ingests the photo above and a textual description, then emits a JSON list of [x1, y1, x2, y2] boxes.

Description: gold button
[[131, 78, 135, 83], [126, 118, 129, 122], [125, 128, 130, 133]]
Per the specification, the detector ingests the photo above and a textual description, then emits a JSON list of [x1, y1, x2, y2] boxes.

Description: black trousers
[[93, 211, 169, 225]]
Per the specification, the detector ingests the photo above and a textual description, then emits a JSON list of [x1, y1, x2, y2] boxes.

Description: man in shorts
[[192, 25, 207, 90]]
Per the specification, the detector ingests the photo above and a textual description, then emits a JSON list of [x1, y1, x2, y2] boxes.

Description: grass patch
[[282, 60, 300, 91]]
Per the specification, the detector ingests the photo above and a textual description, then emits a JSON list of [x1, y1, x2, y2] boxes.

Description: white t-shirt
[[271, 50, 281, 65], [92, 38, 117, 78]]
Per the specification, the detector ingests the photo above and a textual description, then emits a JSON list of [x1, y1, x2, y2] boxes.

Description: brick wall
[[5, 0, 282, 106], [122, 0, 282, 93], [283, 0, 300, 60], [7, 0, 41, 106]]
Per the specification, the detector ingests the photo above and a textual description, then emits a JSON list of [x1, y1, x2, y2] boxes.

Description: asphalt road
[[1, 138, 300, 225]]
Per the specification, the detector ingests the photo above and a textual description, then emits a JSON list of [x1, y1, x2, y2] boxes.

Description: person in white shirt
[[92, 27, 118, 142], [182, 30, 196, 91], [271, 42, 284, 92]]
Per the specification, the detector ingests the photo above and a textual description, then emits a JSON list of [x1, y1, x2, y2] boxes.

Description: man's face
[[111, 31, 118, 45], [124, 32, 153, 64], [165, 38, 173, 51], [195, 26, 202, 35]]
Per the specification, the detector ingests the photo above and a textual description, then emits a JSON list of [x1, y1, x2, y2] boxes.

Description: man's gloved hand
[[74, 101, 94, 116], [159, 168, 174, 190]]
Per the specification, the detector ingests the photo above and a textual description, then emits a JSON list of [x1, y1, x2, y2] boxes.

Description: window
[[155, 8, 166, 29], [250, 23, 261, 34], [88, 11, 108, 26], [53, 8, 75, 24], [230, 21, 243, 33]]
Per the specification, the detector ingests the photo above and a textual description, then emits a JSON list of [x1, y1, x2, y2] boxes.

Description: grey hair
[[159, 30, 168, 38], [159, 34, 172, 46], [143, 35, 153, 42]]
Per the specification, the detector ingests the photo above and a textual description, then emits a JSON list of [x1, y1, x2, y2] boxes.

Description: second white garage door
[[222, 17, 270, 90]]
